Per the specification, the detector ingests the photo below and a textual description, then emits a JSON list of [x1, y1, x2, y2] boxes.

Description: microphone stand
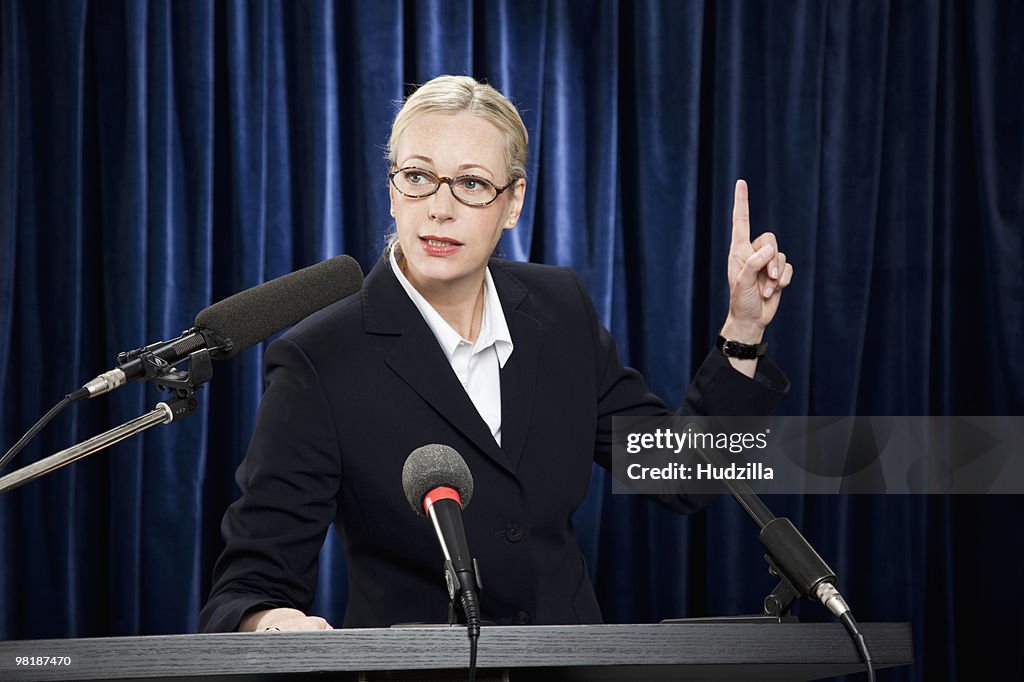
[[662, 420, 876, 680], [0, 350, 212, 496], [694, 440, 840, 620]]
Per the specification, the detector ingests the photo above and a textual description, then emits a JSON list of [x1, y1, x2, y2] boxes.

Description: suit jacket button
[[505, 523, 523, 542], [514, 610, 531, 625]]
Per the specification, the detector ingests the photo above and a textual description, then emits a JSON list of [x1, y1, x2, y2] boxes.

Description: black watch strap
[[716, 334, 767, 359]]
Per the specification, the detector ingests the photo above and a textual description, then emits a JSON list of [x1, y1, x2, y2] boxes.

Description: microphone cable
[[0, 388, 89, 474], [839, 611, 875, 682], [455, 561, 482, 682], [814, 577, 876, 681], [468, 625, 479, 682], [461, 586, 481, 682]]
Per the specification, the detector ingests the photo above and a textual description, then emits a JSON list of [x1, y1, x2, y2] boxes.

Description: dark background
[[1, 1, 1022, 680]]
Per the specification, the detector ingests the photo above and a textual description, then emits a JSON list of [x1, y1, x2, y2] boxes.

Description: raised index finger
[[732, 178, 750, 246]]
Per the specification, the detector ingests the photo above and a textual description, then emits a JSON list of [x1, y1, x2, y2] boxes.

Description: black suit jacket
[[199, 257, 788, 632]]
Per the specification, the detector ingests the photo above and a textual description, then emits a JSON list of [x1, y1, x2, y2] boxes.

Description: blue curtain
[[2, 1, 1022, 679]]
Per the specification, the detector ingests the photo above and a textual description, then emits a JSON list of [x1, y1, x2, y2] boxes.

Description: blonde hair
[[387, 75, 529, 183]]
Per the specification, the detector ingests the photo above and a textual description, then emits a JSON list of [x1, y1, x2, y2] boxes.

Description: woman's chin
[[404, 254, 484, 289]]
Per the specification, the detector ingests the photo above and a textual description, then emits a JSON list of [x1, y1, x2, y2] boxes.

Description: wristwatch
[[716, 334, 767, 360]]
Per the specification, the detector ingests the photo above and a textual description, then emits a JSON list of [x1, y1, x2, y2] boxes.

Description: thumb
[[737, 243, 775, 286]]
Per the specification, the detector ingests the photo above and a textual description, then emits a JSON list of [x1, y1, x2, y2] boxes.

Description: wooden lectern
[[0, 621, 913, 681]]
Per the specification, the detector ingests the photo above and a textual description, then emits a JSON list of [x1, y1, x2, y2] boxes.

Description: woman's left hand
[[722, 179, 794, 344]]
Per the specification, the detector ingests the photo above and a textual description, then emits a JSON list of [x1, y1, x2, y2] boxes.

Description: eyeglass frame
[[388, 166, 518, 207]]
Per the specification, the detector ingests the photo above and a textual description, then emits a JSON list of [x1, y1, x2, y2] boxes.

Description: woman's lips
[[420, 235, 463, 257]]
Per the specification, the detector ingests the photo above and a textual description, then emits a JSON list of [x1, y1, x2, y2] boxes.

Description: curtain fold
[[1, 2, 1022, 679]]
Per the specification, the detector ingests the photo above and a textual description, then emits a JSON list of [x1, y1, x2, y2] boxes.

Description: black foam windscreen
[[402, 444, 475, 516], [194, 254, 363, 359]]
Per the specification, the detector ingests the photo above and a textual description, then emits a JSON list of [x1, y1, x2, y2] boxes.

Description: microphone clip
[[762, 553, 801, 618], [153, 348, 213, 402], [116, 329, 193, 375], [114, 326, 219, 403], [444, 558, 483, 626]]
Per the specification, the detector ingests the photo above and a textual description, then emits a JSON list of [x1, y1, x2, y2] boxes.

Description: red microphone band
[[423, 486, 462, 515]]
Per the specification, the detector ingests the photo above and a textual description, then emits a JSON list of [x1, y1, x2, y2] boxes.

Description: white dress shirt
[[389, 249, 514, 445]]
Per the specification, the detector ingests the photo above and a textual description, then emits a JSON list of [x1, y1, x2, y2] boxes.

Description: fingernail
[[764, 286, 774, 298], [771, 265, 778, 279]]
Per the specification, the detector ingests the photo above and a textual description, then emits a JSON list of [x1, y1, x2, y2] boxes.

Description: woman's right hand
[[239, 607, 333, 632]]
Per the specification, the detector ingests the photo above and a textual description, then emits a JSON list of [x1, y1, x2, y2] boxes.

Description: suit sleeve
[[198, 336, 341, 632], [567, 270, 790, 511]]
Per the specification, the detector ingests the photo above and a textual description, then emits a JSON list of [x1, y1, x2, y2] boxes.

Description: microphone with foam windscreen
[[79, 254, 364, 398], [402, 444, 483, 641], [0, 255, 364, 479]]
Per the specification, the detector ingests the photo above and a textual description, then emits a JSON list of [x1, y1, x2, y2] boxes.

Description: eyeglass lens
[[392, 168, 498, 205]]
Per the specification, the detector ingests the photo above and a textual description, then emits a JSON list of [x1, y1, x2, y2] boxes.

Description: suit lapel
[[491, 263, 540, 473], [363, 258, 515, 475]]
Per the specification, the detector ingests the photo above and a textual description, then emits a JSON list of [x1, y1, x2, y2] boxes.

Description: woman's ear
[[504, 179, 526, 228]]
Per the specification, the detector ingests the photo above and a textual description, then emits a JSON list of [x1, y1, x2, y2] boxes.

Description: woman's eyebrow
[[455, 164, 492, 175], [402, 154, 434, 166], [400, 155, 493, 176]]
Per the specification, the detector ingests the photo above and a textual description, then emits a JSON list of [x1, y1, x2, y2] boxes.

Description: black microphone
[[682, 421, 874, 679], [402, 444, 482, 636], [78, 255, 363, 398]]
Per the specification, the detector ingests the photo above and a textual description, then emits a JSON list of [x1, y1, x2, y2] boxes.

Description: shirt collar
[[389, 248, 514, 367]]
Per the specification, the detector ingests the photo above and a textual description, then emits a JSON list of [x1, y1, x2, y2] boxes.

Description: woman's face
[[390, 111, 525, 295]]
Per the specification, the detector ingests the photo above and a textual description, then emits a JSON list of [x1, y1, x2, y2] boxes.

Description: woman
[[199, 75, 793, 632]]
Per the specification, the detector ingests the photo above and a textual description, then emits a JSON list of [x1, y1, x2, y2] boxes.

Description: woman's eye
[[457, 177, 486, 192], [405, 172, 426, 184]]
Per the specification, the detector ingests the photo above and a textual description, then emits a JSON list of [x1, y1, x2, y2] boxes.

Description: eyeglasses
[[389, 166, 515, 207]]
